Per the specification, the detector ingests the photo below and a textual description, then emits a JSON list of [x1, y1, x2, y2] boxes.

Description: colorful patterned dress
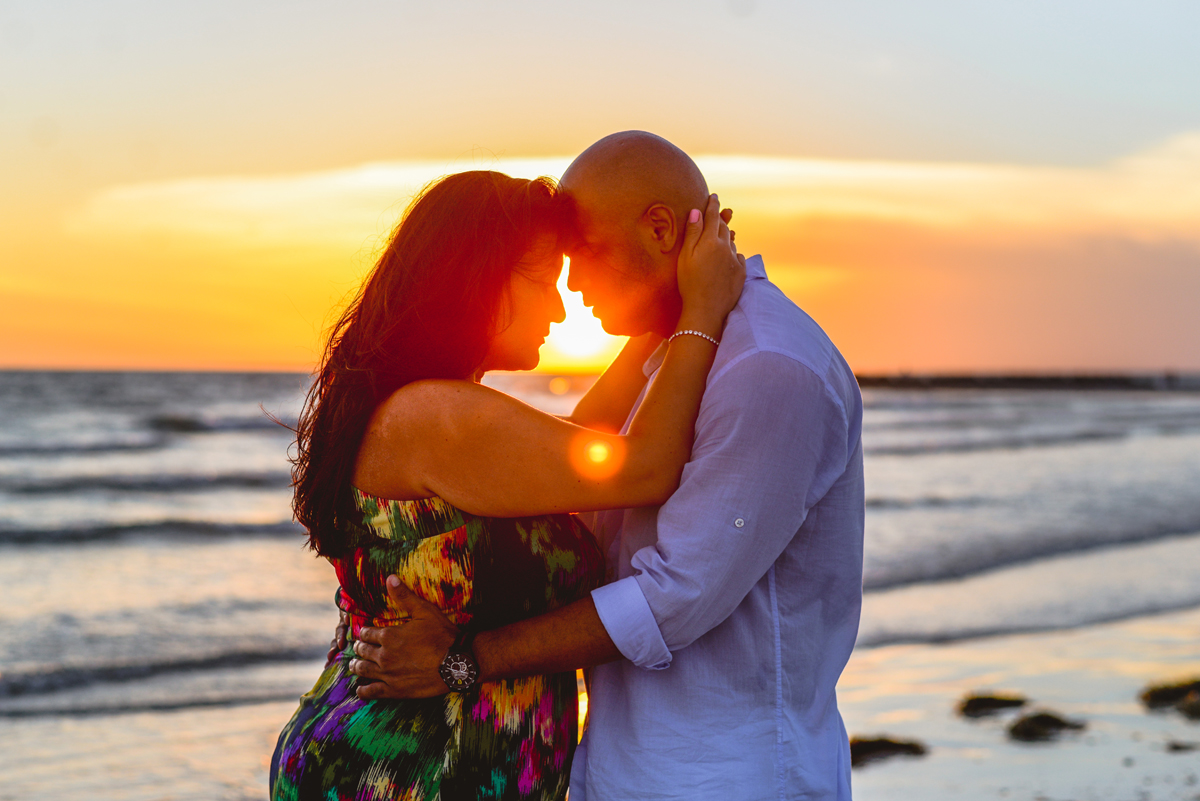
[[270, 490, 604, 801]]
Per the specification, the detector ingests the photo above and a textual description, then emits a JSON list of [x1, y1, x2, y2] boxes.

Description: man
[[348, 131, 865, 799]]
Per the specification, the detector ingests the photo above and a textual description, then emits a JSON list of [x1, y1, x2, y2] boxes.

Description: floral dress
[[270, 490, 604, 801]]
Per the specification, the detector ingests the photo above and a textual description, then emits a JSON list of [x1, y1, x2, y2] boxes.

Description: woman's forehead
[[516, 236, 565, 273]]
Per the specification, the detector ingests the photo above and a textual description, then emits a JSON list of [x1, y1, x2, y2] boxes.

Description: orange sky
[[3, 2, 1199, 374]]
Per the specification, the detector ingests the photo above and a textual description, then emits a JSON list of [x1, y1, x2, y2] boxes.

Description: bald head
[[561, 131, 709, 234], [558, 132, 712, 338]]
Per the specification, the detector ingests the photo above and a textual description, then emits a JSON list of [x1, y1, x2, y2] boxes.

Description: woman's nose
[[550, 287, 566, 324], [565, 264, 584, 294]]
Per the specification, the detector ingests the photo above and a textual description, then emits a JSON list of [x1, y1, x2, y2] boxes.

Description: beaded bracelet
[[669, 329, 720, 347]]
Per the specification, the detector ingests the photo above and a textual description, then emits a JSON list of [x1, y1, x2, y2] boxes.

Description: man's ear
[[641, 203, 679, 254]]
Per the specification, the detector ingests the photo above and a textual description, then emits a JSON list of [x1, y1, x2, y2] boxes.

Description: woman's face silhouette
[[478, 234, 566, 374]]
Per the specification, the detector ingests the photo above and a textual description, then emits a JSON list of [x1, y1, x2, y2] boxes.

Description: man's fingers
[[357, 625, 386, 645], [335, 619, 349, 650], [356, 681, 397, 701], [352, 639, 382, 664], [385, 575, 427, 616], [349, 658, 384, 682]]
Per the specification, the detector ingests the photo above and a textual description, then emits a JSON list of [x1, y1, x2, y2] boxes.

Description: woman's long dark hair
[[292, 171, 566, 556]]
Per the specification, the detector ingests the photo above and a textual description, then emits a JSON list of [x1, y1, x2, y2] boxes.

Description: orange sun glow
[[539, 259, 626, 374]]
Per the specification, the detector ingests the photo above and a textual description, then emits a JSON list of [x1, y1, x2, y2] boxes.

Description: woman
[[270, 170, 742, 800]]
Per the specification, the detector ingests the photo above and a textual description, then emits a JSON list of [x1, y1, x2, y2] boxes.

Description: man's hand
[[326, 604, 350, 665], [348, 575, 458, 700]]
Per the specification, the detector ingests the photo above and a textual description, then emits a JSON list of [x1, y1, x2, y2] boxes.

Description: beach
[[2, 371, 1199, 799], [6, 612, 1198, 800]]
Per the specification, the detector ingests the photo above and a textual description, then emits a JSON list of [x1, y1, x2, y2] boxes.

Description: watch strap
[[452, 628, 477, 657]]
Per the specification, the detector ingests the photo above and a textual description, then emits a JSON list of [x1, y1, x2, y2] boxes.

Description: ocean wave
[[0, 647, 324, 699], [858, 530, 1200, 648], [146, 413, 295, 434], [0, 691, 305, 718], [863, 516, 1200, 591], [0, 656, 328, 719], [0, 415, 292, 459], [865, 495, 992, 511], [856, 597, 1200, 649], [0, 440, 164, 458], [864, 429, 1130, 456], [0, 472, 292, 495], [0, 519, 302, 544], [862, 430, 1200, 590]]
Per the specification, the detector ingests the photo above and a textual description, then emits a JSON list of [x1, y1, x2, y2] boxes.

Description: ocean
[[2, 370, 1200, 799]]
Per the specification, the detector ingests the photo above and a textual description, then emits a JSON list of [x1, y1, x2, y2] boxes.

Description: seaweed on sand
[[958, 692, 1028, 718], [1008, 711, 1086, 742], [849, 736, 928, 768], [1139, 678, 1200, 709]]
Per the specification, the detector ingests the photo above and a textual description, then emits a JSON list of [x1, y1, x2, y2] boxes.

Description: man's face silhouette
[[562, 186, 676, 340]]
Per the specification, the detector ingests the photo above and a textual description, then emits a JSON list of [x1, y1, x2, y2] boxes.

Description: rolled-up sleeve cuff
[[591, 576, 672, 670]]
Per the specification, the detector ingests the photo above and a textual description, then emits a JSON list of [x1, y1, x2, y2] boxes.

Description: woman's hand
[[676, 193, 746, 339]]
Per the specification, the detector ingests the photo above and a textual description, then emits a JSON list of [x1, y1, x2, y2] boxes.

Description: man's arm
[[351, 579, 619, 699], [593, 350, 851, 665]]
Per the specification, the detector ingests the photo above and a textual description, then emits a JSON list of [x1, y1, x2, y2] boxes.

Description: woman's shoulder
[[375, 378, 526, 429]]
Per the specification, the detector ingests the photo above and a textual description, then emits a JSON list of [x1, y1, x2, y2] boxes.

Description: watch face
[[439, 652, 479, 692]]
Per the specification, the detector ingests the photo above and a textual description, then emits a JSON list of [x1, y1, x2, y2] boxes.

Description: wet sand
[[841, 606, 1200, 800], [4, 606, 1199, 800]]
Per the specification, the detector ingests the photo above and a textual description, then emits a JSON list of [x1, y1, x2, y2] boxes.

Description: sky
[[3, 0, 1199, 373]]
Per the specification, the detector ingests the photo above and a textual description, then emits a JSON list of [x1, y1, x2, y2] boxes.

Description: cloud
[[67, 157, 571, 248], [700, 133, 1200, 240], [67, 134, 1200, 248]]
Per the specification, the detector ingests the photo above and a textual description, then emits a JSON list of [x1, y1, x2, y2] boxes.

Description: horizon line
[[3, 366, 1198, 388]]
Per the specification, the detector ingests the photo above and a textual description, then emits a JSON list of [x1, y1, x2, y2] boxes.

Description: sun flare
[[539, 259, 625, 373]]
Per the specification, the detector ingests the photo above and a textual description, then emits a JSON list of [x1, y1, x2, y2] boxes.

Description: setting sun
[[538, 259, 626, 373]]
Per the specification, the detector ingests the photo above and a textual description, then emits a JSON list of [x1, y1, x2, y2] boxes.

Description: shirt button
[[734, 518, 745, 528]]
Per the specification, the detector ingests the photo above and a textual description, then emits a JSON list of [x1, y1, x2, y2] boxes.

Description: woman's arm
[[562, 333, 660, 434], [353, 195, 744, 518]]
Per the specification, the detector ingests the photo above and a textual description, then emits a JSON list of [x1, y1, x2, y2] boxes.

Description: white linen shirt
[[571, 256, 865, 800]]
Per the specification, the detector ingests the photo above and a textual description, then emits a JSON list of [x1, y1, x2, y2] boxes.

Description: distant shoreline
[[2, 368, 1199, 391], [855, 373, 1200, 391]]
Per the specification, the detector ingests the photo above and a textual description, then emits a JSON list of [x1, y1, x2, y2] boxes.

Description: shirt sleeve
[[592, 350, 851, 667]]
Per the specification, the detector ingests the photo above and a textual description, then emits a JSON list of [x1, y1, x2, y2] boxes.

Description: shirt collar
[[641, 254, 766, 378], [643, 341, 668, 378], [745, 253, 767, 280]]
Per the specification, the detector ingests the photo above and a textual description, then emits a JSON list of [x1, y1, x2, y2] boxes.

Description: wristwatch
[[438, 629, 480, 692]]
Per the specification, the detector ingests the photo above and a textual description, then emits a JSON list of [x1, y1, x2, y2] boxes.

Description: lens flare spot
[[570, 431, 625, 480], [548, 377, 571, 395], [586, 440, 612, 464]]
